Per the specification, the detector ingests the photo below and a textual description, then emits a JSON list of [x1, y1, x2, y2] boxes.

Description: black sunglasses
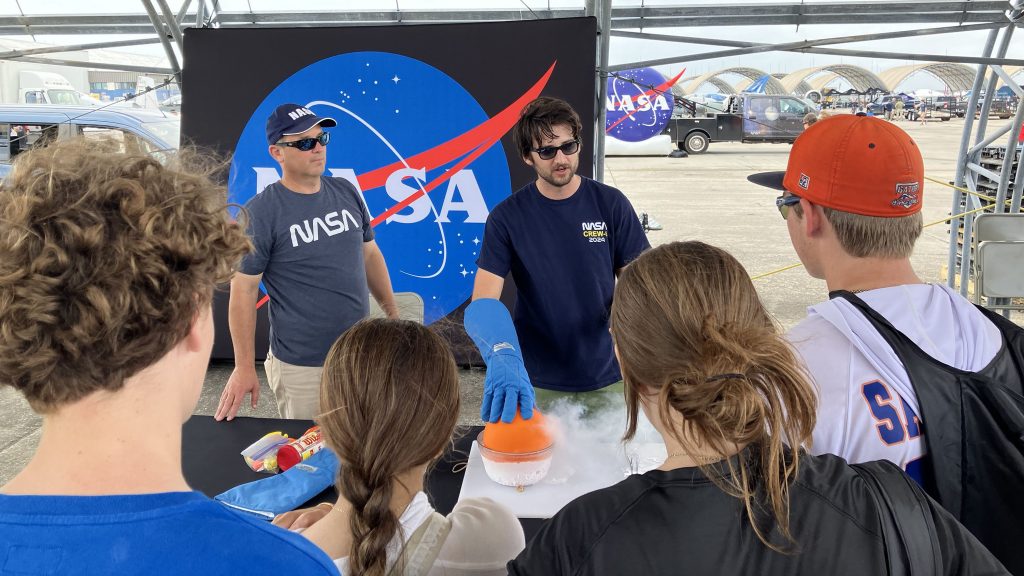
[[276, 131, 330, 151], [775, 194, 802, 220], [532, 139, 580, 160]]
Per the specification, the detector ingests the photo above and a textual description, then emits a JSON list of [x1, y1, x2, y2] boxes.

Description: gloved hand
[[464, 298, 536, 423]]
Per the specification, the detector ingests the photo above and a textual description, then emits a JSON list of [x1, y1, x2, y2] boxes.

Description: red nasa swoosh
[[605, 68, 685, 133], [364, 62, 555, 226], [256, 62, 556, 309]]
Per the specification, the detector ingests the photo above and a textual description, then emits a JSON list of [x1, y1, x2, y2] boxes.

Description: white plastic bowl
[[476, 431, 553, 488]]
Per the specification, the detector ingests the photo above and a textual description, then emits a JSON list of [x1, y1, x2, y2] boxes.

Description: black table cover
[[182, 415, 545, 539]]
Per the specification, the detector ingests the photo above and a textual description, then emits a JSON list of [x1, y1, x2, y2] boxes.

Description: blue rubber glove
[[464, 298, 536, 423]]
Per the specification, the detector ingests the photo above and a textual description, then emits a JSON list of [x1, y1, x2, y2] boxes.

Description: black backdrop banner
[[181, 18, 597, 362]]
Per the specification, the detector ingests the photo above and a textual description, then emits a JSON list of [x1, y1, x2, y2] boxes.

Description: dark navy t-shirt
[[477, 177, 650, 392], [240, 177, 374, 366]]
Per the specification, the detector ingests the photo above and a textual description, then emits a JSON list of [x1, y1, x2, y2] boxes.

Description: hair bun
[[704, 373, 747, 384]]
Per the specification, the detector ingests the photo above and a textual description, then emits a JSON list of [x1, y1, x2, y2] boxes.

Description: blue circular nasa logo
[[229, 51, 511, 324], [605, 67, 674, 142]]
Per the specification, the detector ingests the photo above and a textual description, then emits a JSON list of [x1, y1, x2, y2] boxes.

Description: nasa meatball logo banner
[[228, 52, 555, 323], [182, 19, 596, 329], [605, 67, 684, 142]]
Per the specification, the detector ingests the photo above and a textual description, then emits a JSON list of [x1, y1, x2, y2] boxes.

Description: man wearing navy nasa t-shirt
[[469, 97, 649, 423]]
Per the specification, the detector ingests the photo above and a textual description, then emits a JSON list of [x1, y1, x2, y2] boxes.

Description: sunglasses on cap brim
[[775, 194, 802, 220], [276, 131, 330, 151]]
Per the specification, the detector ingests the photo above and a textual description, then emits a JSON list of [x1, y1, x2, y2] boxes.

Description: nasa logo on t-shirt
[[604, 67, 682, 143], [229, 52, 544, 323], [581, 220, 608, 243]]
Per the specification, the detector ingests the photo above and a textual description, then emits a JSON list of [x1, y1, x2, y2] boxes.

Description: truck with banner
[[664, 93, 815, 154]]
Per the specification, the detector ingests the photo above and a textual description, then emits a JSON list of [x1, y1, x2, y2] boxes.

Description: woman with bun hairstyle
[[298, 319, 525, 576], [508, 241, 1007, 575]]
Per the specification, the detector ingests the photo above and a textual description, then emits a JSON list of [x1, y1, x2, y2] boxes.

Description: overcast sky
[[2, 0, 1021, 92]]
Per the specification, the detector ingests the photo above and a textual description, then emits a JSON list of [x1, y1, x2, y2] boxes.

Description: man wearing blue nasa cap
[[216, 103, 398, 421]]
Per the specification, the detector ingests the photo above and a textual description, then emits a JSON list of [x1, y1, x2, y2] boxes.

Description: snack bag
[[241, 431, 291, 473]]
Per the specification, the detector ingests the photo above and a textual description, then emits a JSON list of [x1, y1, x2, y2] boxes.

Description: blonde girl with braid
[[508, 241, 1007, 576], [301, 319, 525, 576]]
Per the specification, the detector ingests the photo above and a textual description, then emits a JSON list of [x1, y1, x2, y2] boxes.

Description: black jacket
[[508, 451, 1007, 576]]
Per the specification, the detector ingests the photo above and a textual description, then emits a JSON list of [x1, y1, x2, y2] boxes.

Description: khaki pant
[[534, 381, 625, 417], [264, 351, 324, 419]]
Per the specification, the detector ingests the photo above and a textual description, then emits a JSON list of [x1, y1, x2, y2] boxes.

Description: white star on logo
[[460, 269, 469, 277], [472, 237, 480, 245], [392, 75, 401, 84]]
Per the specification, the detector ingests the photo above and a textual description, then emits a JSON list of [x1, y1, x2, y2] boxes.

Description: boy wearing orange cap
[[749, 115, 1023, 573]]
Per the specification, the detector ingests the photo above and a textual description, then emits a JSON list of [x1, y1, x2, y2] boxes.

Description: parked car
[[867, 95, 919, 119], [0, 105, 179, 179]]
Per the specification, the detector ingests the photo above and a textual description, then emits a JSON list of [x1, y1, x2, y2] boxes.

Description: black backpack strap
[[828, 290, 954, 508], [828, 290, 931, 358], [853, 460, 941, 576]]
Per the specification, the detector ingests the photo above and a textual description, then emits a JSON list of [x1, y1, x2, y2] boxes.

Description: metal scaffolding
[[0, 1, 1020, 308], [948, 8, 1024, 307]]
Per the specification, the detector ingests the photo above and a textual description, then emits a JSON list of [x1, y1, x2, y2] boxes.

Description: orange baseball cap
[[748, 115, 924, 217]]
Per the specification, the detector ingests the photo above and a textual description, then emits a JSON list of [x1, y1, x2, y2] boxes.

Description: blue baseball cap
[[266, 103, 337, 145]]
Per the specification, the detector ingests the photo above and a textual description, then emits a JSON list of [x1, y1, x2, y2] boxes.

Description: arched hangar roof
[[808, 72, 842, 91], [780, 65, 887, 94], [879, 63, 976, 93], [676, 75, 735, 95], [995, 66, 1023, 88], [680, 67, 787, 95], [773, 72, 811, 95]]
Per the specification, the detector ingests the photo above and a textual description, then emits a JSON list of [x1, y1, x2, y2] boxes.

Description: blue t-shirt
[[240, 177, 374, 366], [0, 491, 338, 575], [477, 177, 650, 392]]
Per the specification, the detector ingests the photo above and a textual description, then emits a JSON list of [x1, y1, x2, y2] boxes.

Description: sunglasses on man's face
[[775, 194, 802, 220], [532, 139, 580, 160], [276, 131, 330, 151]]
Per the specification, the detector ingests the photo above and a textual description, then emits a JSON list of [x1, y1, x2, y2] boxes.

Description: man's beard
[[540, 164, 575, 187]]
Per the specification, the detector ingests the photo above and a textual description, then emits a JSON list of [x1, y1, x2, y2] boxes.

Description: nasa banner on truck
[[604, 67, 684, 142], [181, 18, 597, 361]]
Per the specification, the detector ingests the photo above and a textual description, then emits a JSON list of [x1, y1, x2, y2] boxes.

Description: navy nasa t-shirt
[[240, 177, 374, 366], [477, 177, 650, 392]]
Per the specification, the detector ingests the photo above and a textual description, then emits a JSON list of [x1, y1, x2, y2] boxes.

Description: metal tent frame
[[0, 0, 1021, 305]]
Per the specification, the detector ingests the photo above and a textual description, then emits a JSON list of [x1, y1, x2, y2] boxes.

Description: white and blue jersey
[[787, 283, 1001, 484]]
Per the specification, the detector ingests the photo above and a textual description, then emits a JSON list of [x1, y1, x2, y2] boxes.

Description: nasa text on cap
[[748, 115, 924, 218], [266, 104, 338, 146]]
